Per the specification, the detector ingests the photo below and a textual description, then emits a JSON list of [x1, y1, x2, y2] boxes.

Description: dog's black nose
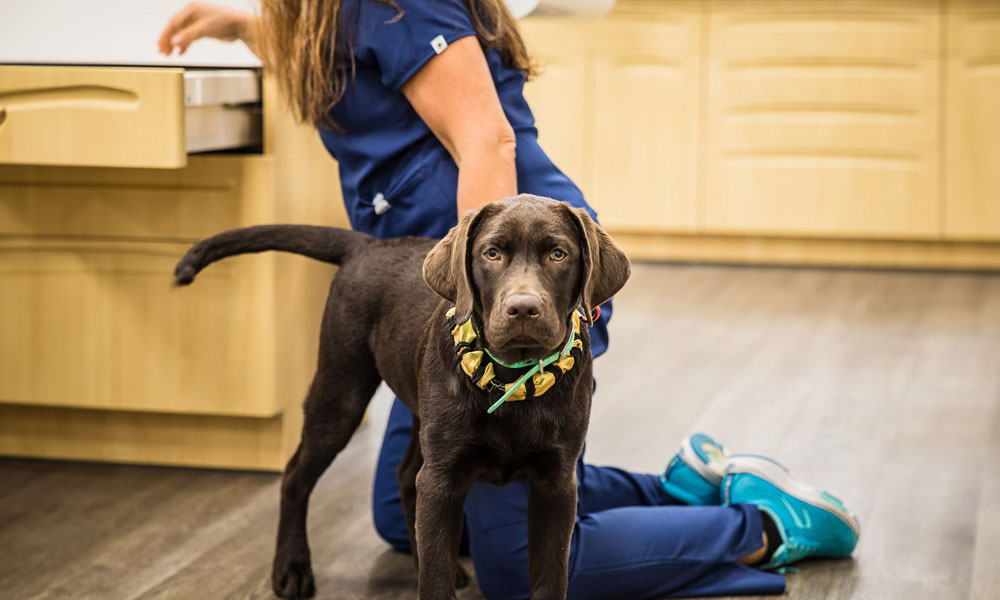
[[504, 294, 542, 320]]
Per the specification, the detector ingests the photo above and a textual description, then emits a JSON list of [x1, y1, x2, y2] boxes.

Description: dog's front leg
[[527, 469, 578, 600], [415, 464, 469, 600]]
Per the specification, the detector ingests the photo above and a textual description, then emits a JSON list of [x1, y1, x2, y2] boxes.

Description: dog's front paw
[[272, 553, 316, 599], [455, 562, 470, 589]]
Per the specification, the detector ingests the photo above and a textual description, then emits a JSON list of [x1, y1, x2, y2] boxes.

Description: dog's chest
[[456, 415, 575, 486], [469, 445, 559, 487]]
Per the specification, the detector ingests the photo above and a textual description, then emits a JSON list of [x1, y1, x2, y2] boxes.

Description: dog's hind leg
[[271, 349, 380, 600]]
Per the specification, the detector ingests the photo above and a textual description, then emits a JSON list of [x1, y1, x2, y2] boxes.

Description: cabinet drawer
[[0, 156, 272, 240], [703, 0, 941, 238], [0, 239, 278, 416], [0, 66, 261, 169]]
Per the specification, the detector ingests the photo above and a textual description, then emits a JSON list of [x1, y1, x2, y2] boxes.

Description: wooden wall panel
[[944, 1, 1000, 240], [262, 76, 345, 460], [703, 0, 941, 238]]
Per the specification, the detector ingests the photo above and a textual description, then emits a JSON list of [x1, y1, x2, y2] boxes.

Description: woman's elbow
[[496, 124, 517, 162], [454, 123, 516, 166]]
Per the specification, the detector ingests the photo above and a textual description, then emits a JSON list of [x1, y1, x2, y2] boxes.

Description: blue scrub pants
[[371, 400, 786, 599]]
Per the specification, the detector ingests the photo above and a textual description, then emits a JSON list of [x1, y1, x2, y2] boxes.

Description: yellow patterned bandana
[[446, 307, 584, 409]]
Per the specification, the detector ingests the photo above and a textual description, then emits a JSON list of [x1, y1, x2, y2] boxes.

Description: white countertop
[[0, 0, 614, 68], [0, 0, 261, 68]]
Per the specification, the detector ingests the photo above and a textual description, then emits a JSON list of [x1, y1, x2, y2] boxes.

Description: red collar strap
[[580, 304, 601, 326]]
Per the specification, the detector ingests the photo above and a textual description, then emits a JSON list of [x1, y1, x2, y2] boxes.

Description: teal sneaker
[[659, 433, 729, 505], [723, 455, 861, 569]]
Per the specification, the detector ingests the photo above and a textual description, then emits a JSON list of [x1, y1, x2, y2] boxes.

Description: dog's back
[[174, 224, 442, 404]]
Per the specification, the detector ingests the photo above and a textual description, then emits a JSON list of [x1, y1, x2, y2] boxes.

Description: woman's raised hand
[[158, 2, 257, 56]]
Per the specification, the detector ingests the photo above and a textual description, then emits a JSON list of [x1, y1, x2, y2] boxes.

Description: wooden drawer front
[[944, 2, 1000, 240], [0, 239, 278, 416], [704, 1, 941, 238], [0, 156, 271, 240], [588, 11, 702, 232], [0, 66, 186, 169]]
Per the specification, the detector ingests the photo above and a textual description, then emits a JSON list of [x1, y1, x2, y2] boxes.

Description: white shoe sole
[[679, 435, 726, 486], [726, 454, 861, 538]]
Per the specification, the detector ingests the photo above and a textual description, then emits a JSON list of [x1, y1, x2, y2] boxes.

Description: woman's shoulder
[[346, 0, 476, 68]]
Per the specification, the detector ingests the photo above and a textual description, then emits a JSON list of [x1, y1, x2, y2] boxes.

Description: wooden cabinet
[[702, 0, 941, 238], [0, 74, 346, 469], [944, 1, 1000, 240], [0, 160, 283, 416], [519, 0, 1000, 266]]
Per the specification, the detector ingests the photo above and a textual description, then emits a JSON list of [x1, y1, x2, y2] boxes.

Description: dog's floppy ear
[[423, 205, 495, 323], [562, 204, 631, 321]]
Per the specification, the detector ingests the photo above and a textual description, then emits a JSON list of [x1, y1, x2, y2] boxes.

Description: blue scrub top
[[318, 0, 610, 356], [319, 0, 595, 237]]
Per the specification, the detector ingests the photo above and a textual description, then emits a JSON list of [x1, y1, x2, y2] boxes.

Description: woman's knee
[[372, 496, 411, 552], [371, 398, 415, 551]]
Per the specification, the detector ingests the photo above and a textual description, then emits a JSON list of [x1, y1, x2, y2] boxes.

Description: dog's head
[[423, 194, 631, 364]]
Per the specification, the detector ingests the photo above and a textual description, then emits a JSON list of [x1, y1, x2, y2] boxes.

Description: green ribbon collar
[[446, 307, 584, 414]]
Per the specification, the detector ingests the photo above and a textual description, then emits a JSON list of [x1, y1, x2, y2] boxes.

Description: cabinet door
[[703, 1, 941, 238], [520, 19, 589, 195], [944, 1, 1000, 239], [588, 6, 702, 232]]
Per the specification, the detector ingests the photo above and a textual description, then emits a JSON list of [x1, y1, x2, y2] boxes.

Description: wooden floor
[[2, 263, 999, 600]]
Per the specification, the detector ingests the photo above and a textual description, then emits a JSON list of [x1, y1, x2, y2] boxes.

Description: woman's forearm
[[455, 139, 518, 215]]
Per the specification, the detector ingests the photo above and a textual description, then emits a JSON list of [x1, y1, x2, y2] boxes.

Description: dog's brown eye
[[551, 249, 567, 262], [484, 248, 501, 261]]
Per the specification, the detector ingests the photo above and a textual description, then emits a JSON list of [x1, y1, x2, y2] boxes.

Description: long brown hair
[[258, 0, 536, 130]]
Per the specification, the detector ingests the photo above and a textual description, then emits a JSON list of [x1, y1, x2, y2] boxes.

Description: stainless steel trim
[[182, 69, 261, 153], [183, 69, 260, 106]]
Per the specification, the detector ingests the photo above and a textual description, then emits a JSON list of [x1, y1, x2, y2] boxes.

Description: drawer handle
[[0, 108, 5, 130], [0, 85, 139, 112]]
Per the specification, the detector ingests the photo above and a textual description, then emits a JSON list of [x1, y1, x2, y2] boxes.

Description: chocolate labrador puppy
[[173, 194, 630, 600]]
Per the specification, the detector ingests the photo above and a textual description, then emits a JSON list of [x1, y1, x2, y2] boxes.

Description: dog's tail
[[174, 225, 371, 286]]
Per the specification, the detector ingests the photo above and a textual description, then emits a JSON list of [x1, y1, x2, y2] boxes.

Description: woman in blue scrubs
[[160, 2, 859, 598]]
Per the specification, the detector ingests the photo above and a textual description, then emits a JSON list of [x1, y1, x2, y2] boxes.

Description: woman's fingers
[[157, 3, 245, 56], [158, 3, 199, 55], [171, 18, 215, 55]]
